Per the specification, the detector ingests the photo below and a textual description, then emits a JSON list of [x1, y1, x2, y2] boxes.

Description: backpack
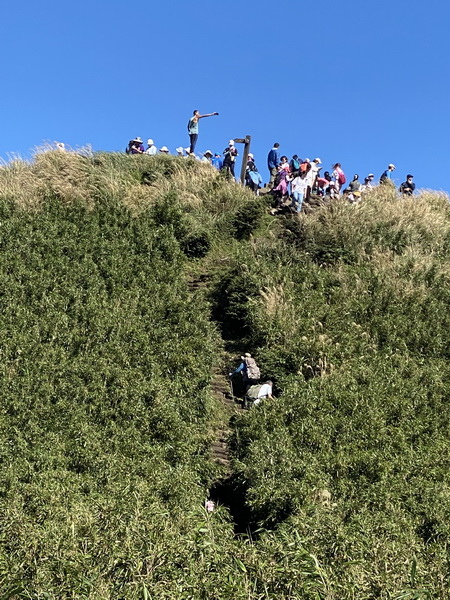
[[338, 171, 346, 185], [246, 384, 262, 400], [290, 158, 300, 172], [244, 357, 260, 380]]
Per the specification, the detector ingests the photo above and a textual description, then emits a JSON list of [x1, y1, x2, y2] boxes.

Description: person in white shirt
[[291, 175, 308, 212], [145, 139, 157, 155], [253, 381, 273, 405]]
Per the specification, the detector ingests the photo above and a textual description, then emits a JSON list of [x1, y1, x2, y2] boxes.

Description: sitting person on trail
[[245, 154, 263, 193], [229, 353, 261, 388], [246, 380, 273, 406], [126, 137, 145, 154], [399, 174, 415, 196]]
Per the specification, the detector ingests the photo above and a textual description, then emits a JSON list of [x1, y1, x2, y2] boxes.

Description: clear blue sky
[[2, 0, 449, 191]]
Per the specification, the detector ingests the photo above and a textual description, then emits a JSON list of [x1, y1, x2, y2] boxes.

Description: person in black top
[[399, 174, 415, 196]]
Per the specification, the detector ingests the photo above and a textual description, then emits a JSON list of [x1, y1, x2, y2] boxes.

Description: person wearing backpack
[[289, 154, 301, 176], [332, 163, 346, 193], [246, 380, 273, 407], [245, 154, 263, 194], [187, 109, 219, 154], [229, 353, 261, 388]]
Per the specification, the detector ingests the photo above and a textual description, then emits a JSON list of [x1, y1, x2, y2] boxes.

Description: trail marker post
[[233, 135, 252, 184]]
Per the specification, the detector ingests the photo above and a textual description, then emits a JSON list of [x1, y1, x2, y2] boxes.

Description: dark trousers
[[189, 133, 198, 154]]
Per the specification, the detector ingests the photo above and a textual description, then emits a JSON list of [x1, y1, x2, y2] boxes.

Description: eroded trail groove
[[188, 274, 235, 469], [209, 366, 235, 470]]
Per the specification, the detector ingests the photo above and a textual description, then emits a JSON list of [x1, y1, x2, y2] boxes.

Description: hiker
[[348, 174, 361, 193], [380, 163, 396, 184], [126, 137, 145, 154], [289, 154, 301, 176], [245, 154, 263, 193], [360, 173, 375, 192], [332, 163, 346, 193], [202, 150, 213, 164], [145, 139, 158, 155], [316, 171, 331, 196], [273, 158, 292, 204], [267, 143, 280, 187], [229, 353, 261, 388], [222, 140, 238, 178], [291, 173, 308, 212], [399, 174, 415, 196], [211, 152, 223, 170], [187, 109, 219, 154], [246, 380, 273, 406], [159, 146, 170, 154], [306, 158, 321, 198], [175, 147, 185, 157]]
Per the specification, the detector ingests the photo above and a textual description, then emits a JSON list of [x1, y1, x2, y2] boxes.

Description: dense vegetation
[[0, 150, 449, 598]]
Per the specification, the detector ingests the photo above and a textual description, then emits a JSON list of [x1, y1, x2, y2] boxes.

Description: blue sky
[[1, 0, 449, 191]]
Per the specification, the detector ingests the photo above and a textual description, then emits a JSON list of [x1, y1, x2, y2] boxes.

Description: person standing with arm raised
[[187, 109, 219, 154]]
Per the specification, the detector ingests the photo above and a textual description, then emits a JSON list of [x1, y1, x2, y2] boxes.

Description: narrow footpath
[[187, 273, 239, 473]]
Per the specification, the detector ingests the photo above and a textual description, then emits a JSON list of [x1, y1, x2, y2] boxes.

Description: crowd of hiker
[[125, 108, 417, 215]]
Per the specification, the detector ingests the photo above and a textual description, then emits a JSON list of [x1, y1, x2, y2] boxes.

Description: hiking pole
[[228, 374, 234, 400]]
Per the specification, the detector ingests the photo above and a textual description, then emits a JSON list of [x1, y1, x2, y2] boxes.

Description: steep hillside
[[1, 150, 449, 599]]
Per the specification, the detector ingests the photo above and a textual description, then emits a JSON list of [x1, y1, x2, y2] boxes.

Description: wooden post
[[234, 136, 252, 184]]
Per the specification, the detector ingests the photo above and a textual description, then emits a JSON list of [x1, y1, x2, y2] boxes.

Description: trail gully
[[188, 273, 254, 533]]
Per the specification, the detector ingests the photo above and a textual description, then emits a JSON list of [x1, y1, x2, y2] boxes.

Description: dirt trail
[[187, 273, 240, 472]]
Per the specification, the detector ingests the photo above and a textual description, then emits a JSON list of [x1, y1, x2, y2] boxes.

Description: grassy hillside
[[0, 149, 449, 598]]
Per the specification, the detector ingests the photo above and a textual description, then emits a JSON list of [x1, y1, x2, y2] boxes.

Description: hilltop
[[1, 149, 450, 599]]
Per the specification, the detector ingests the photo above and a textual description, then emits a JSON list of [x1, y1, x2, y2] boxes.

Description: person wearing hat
[[211, 152, 223, 170], [187, 109, 219, 155], [126, 137, 145, 154], [245, 153, 263, 194], [380, 163, 396, 184], [229, 352, 261, 389], [175, 147, 184, 157], [221, 140, 238, 179], [399, 174, 415, 196], [159, 146, 170, 154], [201, 150, 213, 164], [145, 139, 157, 155], [361, 173, 375, 192]]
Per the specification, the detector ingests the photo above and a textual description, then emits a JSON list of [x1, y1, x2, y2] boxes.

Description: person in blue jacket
[[267, 143, 280, 187]]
